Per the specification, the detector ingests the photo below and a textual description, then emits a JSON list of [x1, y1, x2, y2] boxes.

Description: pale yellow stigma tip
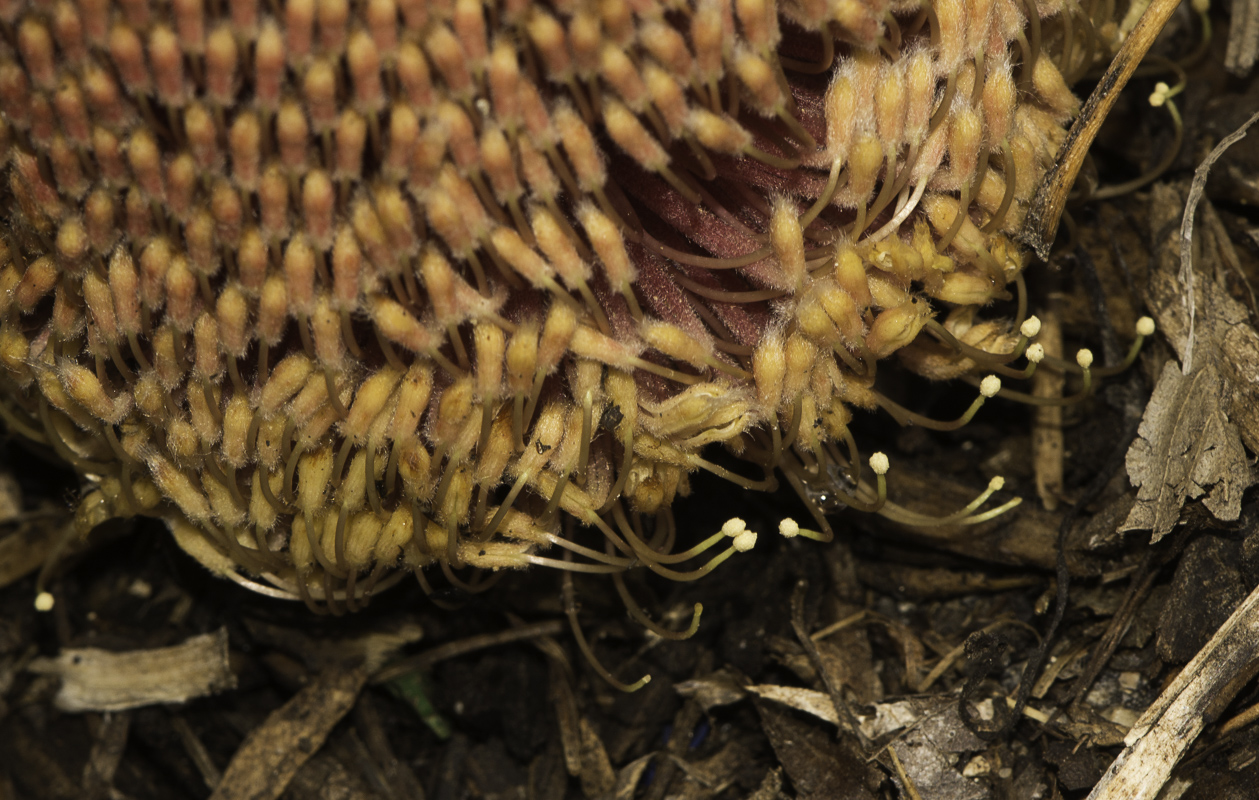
[[1026, 343, 1045, 363], [980, 375, 1002, 398], [1020, 316, 1041, 338], [1136, 317, 1155, 336], [34, 592, 54, 612], [1076, 349, 1094, 369], [733, 530, 758, 552], [779, 518, 800, 538], [869, 452, 890, 475], [722, 517, 747, 536]]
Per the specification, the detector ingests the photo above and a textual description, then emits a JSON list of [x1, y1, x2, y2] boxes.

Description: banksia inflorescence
[[0, 0, 1133, 614]]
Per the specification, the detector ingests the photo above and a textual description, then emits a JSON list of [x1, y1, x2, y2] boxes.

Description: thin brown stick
[[1019, 0, 1181, 259]]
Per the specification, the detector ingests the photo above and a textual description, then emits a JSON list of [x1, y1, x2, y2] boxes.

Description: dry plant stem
[[917, 617, 1041, 693], [962, 417, 1137, 742], [1221, 699, 1259, 737], [1020, 0, 1182, 259]]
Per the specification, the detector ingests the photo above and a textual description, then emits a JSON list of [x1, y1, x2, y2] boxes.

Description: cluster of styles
[[0, 0, 1138, 614]]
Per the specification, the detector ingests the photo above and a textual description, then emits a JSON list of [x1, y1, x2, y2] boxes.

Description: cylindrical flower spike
[[0, 0, 1118, 672]]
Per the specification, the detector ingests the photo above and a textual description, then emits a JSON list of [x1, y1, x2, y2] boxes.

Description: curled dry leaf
[[27, 628, 235, 713]]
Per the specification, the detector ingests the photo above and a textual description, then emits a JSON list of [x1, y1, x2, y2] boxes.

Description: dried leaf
[[865, 698, 988, 754], [1178, 109, 1259, 373], [888, 737, 987, 800], [1146, 185, 1259, 454], [746, 684, 838, 725], [1122, 360, 1253, 541], [576, 717, 616, 799], [674, 668, 747, 711], [609, 753, 654, 800], [744, 768, 785, 800], [665, 740, 750, 795], [209, 664, 367, 800], [754, 700, 876, 800], [28, 628, 236, 712]]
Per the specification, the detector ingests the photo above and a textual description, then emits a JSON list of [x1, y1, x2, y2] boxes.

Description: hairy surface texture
[[0, 0, 1092, 609]]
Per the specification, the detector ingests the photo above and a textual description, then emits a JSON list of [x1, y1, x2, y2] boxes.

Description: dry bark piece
[[209, 663, 368, 800], [1044, 740, 1106, 792], [27, 628, 235, 712], [1121, 360, 1253, 541]]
